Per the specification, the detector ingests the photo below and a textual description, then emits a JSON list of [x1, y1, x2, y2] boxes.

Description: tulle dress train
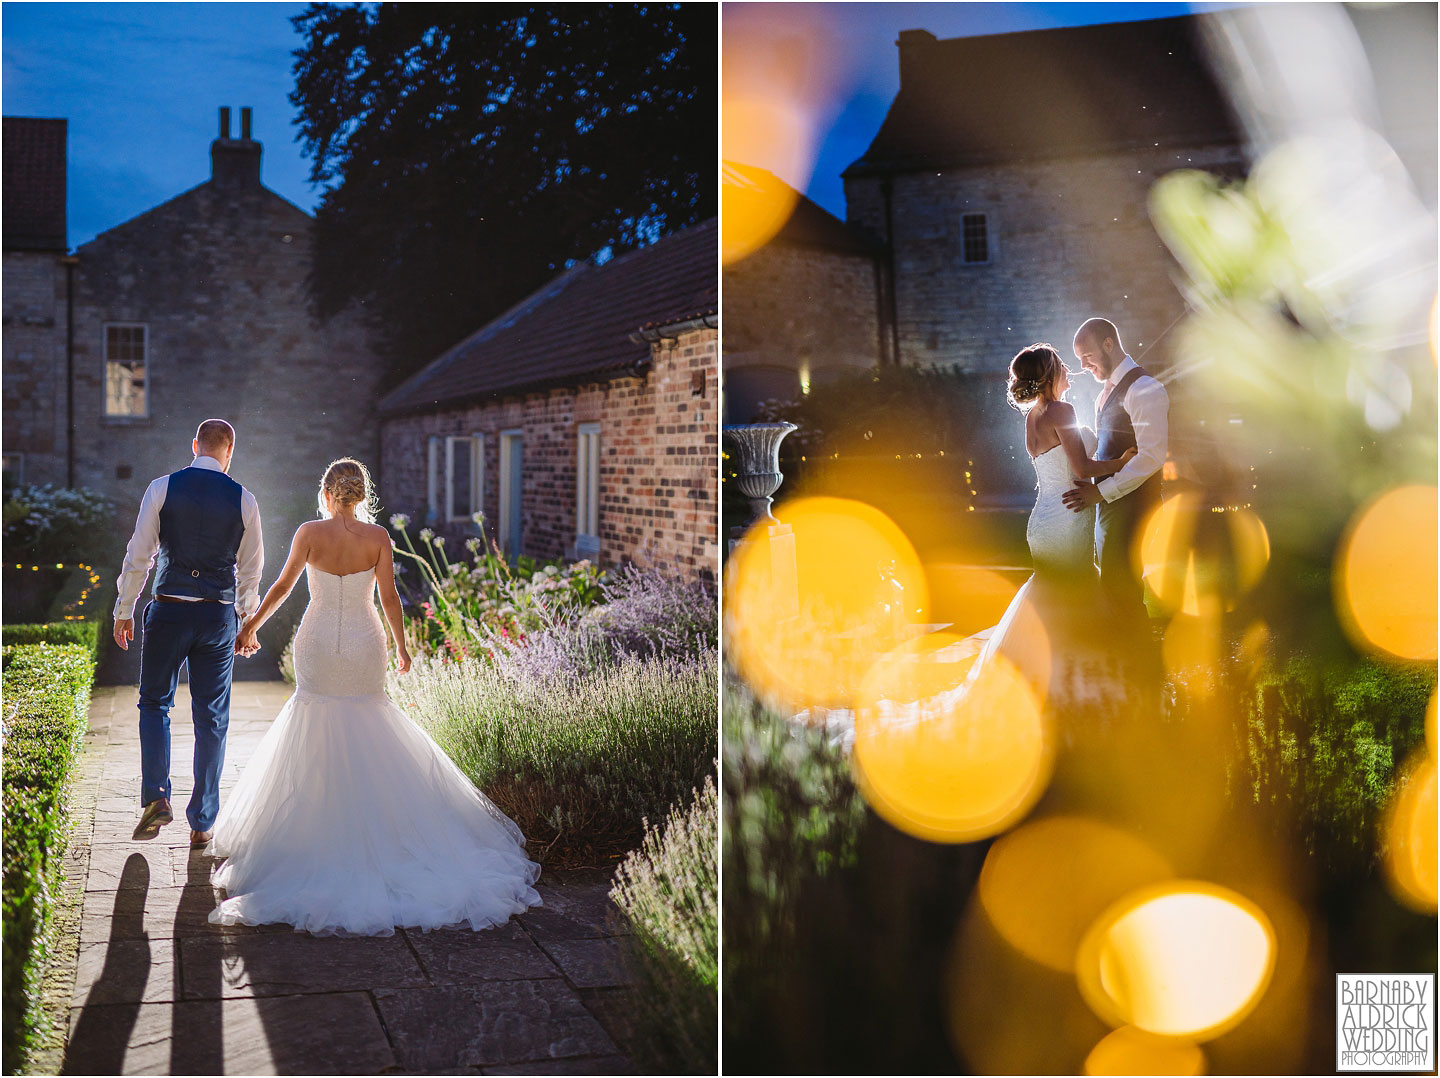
[[208, 566, 541, 936]]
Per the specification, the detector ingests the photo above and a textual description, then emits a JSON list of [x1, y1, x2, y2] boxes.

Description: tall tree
[[290, 3, 715, 385]]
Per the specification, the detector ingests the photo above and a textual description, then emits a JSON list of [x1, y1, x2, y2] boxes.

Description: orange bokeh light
[[1084, 1026, 1206, 1076], [1334, 485, 1438, 662], [852, 631, 1051, 843]]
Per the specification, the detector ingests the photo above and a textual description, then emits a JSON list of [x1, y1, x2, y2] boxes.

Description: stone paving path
[[58, 684, 642, 1076]]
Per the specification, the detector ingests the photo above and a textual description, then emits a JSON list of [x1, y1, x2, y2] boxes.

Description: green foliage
[[611, 778, 718, 1074], [1, 643, 95, 1073], [1, 622, 100, 661], [2, 486, 113, 563], [290, 3, 715, 382], [1234, 651, 1434, 869], [390, 517, 603, 660], [722, 676, 865, 998], [387, 652, 717, 858]]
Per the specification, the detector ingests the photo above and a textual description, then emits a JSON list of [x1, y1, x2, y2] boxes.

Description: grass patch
[[2, 642, 95, 1074], [387, 652, 717, 865], [611, 777, 718, 1074]]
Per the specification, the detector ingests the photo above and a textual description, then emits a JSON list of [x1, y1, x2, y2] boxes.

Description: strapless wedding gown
[[964, 428, 1111, 708], [208, 565, 541, 936]]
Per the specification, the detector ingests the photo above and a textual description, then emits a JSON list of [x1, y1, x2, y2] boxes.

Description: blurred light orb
[[925, 563, 1024, 638], [1077, 882, 1276, 1039], [721, 101, 811, 265], [1083, 1026, 1207, 1076], [978, 816, 1173, 971], [725, 497, 927, 711], [852, 631, 1050, 843], [1382, 751, 1437, 914], [1334, 485, 1438, 661], [1136, 495, 1270, 616]]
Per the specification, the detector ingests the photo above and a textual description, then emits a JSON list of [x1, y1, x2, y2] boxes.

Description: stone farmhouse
[[842, 14, 1246, 382], [721, 162, 885, 423], [377, 219, 718, 580], [2, 109, 388, 573]]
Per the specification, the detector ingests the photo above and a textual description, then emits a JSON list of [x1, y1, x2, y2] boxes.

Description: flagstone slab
[[72, 939, 176, 1005], [179, 933, 429, 999], [374, 981, 617, 1069], [403, 923, 561, 984], [519, 882, 628, 942], [64, 991, 395, 1075], [84, 844, 178, 891], [479, 1055, 637, 1075], [79, 885, 292, 943], [536, 938, 637, 989]]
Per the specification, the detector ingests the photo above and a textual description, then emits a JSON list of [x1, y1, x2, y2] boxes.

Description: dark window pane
[[962, 213, 989, 263]]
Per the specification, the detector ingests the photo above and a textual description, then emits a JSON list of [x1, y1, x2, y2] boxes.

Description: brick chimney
[[210, 106, 262, 188], [896, 29, 939, 92]]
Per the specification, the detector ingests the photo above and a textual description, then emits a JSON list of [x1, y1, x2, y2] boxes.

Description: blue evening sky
[[1, 2, 1245, 249], [2, 2, 313, 249], [725, 1, 1238, 217]]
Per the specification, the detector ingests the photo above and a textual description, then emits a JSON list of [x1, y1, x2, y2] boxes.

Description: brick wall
[[380, 326, 718, 581], [2, 251, 68, 485], [845, 144, 1248, 380]]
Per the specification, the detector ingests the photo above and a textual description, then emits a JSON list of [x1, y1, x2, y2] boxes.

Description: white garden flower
[[419, 528, 435, 543], [472, 511, 486, 528], [434, 536, 446, 548], [390, 513, 410, 530], [465, 537, 481, 553]]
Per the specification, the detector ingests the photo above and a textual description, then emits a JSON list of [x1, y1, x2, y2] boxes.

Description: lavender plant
[[611, 776, 718, 1073], [387, 649, 718, 856]]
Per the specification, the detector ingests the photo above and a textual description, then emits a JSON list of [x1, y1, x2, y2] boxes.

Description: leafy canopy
[[290, 3, 716, 383]]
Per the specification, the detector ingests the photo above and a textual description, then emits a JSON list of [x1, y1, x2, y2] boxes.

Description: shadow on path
[[63, 854, 149, 1075]]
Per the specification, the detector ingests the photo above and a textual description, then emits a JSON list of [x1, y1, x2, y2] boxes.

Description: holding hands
[[1061, 447, 1137, 513], [235, 619, 261, 657]]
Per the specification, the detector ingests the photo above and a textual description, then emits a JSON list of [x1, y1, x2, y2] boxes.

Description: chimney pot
[[219, 106, 231, 139], [241, 107, 252, 141]]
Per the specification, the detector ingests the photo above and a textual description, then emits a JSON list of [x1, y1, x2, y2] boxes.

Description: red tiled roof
[[378, 219, 716, 416], [845, 15, 1242, 177], [3, 117, 67, 251]]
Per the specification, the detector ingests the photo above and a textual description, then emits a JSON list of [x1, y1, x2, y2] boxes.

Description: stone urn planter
[[724, 421, 797, 530]]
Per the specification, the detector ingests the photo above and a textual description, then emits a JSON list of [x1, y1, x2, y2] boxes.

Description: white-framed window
[[103, 323, 148, 417], [960, 212, 991, 264], [446, 434, 483, 523], [499, 429, 523, 556], [576, 422, 600, 545], [425, 435, 441, 523]]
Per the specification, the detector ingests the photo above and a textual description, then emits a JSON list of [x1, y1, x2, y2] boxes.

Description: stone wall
[[722, 242, 882, 420], [2, 251, 68, 486], [380, 326, 718, 581], [844, 144, 1248, 385]]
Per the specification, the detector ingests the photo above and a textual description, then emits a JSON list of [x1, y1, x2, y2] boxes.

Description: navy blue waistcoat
[[154, 467, 245, 602], [1096, 367, 1161, 506]]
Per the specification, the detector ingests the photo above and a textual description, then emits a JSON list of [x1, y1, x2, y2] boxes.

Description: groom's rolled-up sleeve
[[114, 477, 167, 620], [1097, 377, 1169, 503], [235, 490, 264, 619]]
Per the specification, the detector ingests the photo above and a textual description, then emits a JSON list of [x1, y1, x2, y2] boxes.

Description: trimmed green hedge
[[0, 621, 100, 660], [2, 642, 95, 1074]]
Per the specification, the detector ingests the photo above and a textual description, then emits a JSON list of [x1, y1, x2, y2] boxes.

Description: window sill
[[100, 414, 153, 426]]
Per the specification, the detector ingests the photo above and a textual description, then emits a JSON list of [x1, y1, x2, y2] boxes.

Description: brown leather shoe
[[190, 829, 213, 848], [132, 798, 173, 840]]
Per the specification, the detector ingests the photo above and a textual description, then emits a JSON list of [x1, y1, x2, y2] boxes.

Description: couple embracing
[[965, 318, 1168, 708], [113, 419, 541, 936]]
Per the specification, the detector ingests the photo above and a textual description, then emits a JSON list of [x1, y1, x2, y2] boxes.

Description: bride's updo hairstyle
[[1007, 343, 1064, 411], [317, 457, 377, 524]]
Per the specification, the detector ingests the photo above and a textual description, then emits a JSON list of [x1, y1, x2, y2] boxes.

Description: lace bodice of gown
[[1026, 427, 1099, 572], [292, 566, 388, 696]]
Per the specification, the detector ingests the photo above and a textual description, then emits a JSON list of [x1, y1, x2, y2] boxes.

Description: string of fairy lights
[[9, 563, 103, 621]]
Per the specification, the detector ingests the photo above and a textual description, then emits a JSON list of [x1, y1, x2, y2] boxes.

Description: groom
[[1061, 318, 1169, 634], [112, 419, 264, 846]]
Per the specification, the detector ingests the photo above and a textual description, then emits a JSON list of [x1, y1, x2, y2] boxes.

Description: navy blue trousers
[[137, 599, 237, 831]]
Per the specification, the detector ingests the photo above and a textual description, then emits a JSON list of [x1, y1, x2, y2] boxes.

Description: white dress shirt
[[1095, 355, 1169, 504], [114, 455, 264, 620]]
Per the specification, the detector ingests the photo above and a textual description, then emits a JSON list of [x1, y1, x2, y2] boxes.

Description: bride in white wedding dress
[[962, 344, 1136, 706], [208, 458, 541, 936]]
